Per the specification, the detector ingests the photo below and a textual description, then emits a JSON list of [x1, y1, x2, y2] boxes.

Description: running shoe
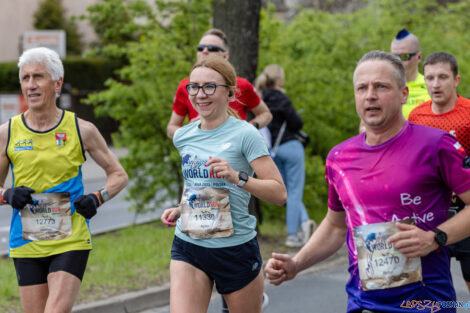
[[262, 292, 269, 311], [301, 219, 317, 245], [285, 234, 303, 247]]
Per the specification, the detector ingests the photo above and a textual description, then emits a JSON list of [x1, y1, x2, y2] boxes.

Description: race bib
[[180, 187, 233, 239], [353, 219, 422, 291], [20, 193, 72, 241]]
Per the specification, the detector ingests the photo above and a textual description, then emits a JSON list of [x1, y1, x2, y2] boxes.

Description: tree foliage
[[84, 0, 470, 222], [34, 0, 82, 55], [258, 0, 470, 221], [83, 0, 212, 212]]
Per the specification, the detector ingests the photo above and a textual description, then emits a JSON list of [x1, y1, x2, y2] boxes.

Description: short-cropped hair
[[18, 47, 64, 82], [354, 50, 406, 88], [423, 52, 458, 77]]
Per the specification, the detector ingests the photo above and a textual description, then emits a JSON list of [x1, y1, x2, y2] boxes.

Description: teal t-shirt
[[173, 116, 269, 248]]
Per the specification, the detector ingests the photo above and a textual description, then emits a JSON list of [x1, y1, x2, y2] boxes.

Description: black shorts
[[448, 205, 470, 281], [171, 236, 262, 294], [13, 250, 90, 286]]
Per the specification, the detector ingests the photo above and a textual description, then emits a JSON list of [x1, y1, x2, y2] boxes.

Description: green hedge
[[0, 56, 120, 92]]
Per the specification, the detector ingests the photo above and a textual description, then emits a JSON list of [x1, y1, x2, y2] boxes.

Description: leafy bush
[[34, 0, 83, 55], [0, 57, 120, 92], [83, 0, 470, 223], [83, 0, 212, 212], [258, 0, 470, 222]]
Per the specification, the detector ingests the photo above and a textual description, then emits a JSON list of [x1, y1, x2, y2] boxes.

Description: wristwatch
[[236, 171, 249, 188], [99, 188, 110, 203], [432, 228, 448, 247]]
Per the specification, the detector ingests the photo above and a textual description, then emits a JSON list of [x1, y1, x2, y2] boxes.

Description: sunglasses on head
[[197, 44, 225, 53], [394, 52, 418, 61]]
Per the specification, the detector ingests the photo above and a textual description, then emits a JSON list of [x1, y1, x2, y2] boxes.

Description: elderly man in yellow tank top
[[0, 47, 128, 313]]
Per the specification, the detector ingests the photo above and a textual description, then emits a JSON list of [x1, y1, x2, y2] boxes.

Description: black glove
[[3, 186, 35, 210], [74, 193, 100, 219]]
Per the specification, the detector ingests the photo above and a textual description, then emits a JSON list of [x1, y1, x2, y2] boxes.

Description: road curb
[[72, 283, 170, 313], [72, 246, 348, 313]]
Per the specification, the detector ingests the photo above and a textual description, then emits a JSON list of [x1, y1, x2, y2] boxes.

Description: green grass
[[0, 218, 295, 312]]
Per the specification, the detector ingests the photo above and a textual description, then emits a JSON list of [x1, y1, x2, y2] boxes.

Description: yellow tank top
[[7, 110, 92, 257]]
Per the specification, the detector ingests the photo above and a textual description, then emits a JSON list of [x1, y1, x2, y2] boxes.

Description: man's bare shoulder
[[77, 117, 98, 136], [77, 117, 102, 149]]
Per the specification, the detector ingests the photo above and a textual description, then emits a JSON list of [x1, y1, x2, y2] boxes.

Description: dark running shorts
[[448, 205, 470, 281], [13, 250, 90, 286], [171, 236, 262, 294]]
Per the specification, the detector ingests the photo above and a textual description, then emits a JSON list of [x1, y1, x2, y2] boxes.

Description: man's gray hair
[[18, 47, 64, 82], [354, 50, 406, 88]]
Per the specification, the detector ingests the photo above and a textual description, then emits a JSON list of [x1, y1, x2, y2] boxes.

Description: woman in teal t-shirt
[[161, 56, 287, 313]]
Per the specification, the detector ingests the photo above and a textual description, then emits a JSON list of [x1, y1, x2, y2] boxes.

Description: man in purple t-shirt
[[265, 50, 470, 313]]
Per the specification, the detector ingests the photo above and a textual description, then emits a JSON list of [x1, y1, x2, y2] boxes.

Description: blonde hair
[[191, 56, 240, 119], [255, 64, 285, 92]]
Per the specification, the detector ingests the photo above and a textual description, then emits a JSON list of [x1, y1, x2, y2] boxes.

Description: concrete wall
[[0, 0, 99, 62]]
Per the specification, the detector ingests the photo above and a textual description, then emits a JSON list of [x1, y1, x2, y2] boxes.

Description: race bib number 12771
[[20, 192, 72, 241]]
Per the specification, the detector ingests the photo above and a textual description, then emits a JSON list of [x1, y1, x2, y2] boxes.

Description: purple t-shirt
[[326, 122, 470, 313]]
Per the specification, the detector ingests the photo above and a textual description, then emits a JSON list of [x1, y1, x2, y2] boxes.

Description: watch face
[[100, 189, 110, 202], [239, 171, 248, 182], [436, 231, 447, 246]]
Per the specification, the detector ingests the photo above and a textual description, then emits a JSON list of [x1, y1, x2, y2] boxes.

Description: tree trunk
[[213, 0, 261, 83]]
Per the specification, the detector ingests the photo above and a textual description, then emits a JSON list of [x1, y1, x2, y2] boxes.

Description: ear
[[455, 75, 461, 89], [401, 85, 409, 105], [55, 77, 64, 94]]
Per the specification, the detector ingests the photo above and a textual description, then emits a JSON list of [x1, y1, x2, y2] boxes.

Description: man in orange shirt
[[409, 51, 470, 292], [166, 28, 272, 140]]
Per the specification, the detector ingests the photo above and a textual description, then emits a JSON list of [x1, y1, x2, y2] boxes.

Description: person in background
[[166, 28, 272, 139], [255, 64, 315, 248], [391, 28, 430, 119], [409, 51, 470, 293]]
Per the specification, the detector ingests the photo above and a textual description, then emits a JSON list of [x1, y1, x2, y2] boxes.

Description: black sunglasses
[[394, 52, 418, 61], [197, 44, 226, 53]]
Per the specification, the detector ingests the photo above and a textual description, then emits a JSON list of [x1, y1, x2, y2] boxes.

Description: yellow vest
[[7, 110, 91, 257], [403, 73, 431, 119]]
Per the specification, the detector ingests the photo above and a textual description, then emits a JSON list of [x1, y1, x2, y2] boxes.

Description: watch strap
[[236, 171, 248, 188], [94, 191, 103, 206], [432, 228, 447, 247]]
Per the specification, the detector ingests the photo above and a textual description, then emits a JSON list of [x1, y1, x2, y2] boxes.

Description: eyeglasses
[[186, 83, 229, 96], [197, 44, 226, 53], [394, 52, 418, 61]]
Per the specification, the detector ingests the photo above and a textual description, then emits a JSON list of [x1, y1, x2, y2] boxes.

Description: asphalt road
[[141, 257, 470, 313]]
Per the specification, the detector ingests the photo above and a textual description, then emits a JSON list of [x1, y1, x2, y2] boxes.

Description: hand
[[387, 222, 437, 257], [264, 253, 298, 286], [3, 186, 35, 210], [161, 207, 181, 227], [74, 194, 100, 219], [205, 157, 237, 184]]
